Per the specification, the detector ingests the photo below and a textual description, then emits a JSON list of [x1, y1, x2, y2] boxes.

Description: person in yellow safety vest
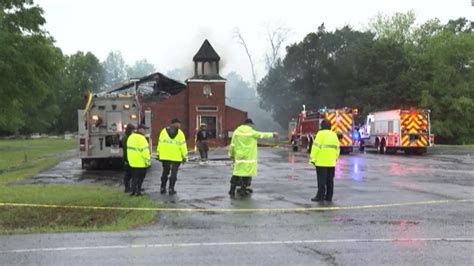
[[126, 124, 151, 196], [228, 118, 279, 198], [309, 119, 340, 202], [157, 118, 188, 195]]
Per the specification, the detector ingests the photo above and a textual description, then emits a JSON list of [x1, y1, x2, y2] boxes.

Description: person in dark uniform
[[122, 123, 135, 193], [309, 119, 340, 202], [196, 124, 209, 162]]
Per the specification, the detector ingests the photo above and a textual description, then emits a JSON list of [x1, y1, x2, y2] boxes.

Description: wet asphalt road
[[1, 146, 473, 265]]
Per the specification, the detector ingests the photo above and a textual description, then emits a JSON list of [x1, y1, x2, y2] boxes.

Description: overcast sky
[[36, 0, 473, 83]]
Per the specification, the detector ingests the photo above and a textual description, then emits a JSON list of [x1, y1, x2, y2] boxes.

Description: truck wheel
[[292, 146, 298, 152], [414, 148, 427, 155], [386, 147, 396, 155]]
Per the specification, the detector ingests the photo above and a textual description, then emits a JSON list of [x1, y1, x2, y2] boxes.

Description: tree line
[[257, 12, 473, 144], [2, 1, 472, 144], [0, 0, 155, 135]]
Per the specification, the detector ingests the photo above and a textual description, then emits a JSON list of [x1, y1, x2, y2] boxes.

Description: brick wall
[[143, 89, 189, 146], [144, 79, 248, 148], [187, 80, 226, 142]]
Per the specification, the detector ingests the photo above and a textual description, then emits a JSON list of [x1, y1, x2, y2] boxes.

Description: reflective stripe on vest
[[235, 160, 257, 163], [127, 146, 148, 152], [313, 143, 339, 150], [159, 139, 186, 145], [233, 132, 254, 137], [233, 132, 267, 138]]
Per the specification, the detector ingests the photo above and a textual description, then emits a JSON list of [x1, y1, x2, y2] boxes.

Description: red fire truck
[[290, 106, 358, 154]]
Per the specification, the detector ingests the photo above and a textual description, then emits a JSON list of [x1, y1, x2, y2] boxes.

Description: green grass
[[0, 139, 76, 173], [0, 139, 158, 234], [432, 144, 474, 150]]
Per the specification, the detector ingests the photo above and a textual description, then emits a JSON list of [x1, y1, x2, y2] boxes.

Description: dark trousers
[[229, 176, 252, 195], [198, 141, 209, 160], [315, 166, 335, 201], [230, 176, 252, 187], [161, 161, 181, 189], [131, 168, 147, 195], [123, 164, 132, 192]]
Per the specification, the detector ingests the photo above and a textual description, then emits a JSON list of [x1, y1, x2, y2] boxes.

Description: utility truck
[[78, 72, 186, 169]]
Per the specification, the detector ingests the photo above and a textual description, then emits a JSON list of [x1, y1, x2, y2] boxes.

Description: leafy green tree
[[373, 13, 474, 143], [102, 50, 127, 89], [411, 20, 474, 144], [258, 24, 379, 127], [0, 0, 63, 134], [369, 10, 416, 44], [259, 14, 473, 144], [54, 51, 103, 132]]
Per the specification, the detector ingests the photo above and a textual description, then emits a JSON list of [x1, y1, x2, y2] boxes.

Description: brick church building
[[144, 40, 248, 147]]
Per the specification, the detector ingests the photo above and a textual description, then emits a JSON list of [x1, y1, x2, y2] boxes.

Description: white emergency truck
[[360, 109, 434, 155]]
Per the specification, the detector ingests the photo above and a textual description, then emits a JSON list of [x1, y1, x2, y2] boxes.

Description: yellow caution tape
[[0, 199, 472, 213]]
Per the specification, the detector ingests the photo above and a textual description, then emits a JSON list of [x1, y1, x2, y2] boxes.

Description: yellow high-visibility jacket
[[126, 133, 151, 168], [157, 127, 188, 162], [228, 125, 273, 177], [309, 129, 340, 167]]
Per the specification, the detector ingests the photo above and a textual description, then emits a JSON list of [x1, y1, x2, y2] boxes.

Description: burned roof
[[108, 72, 186, 96], [193, 39, 221, 62]]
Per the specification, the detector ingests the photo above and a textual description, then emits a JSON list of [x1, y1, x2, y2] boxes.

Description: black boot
[[160, 177, 168, 194], [311, 196, 324, 202], [239, 184, 248, 197], [229, 184, 236, 198], [169, 179, 177, 195], [242, 177, 252, 194]]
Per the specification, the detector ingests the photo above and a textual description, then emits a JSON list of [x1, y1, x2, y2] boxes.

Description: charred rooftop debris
[[108, 72, 187, 102]]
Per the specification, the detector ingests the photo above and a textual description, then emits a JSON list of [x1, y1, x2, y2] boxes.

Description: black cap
[[171, 118, 181, 124], [137, 124, 149, 130], [243, 118, 254, 125], [320, 119, 331, 130], [126, 123, 136, 130]]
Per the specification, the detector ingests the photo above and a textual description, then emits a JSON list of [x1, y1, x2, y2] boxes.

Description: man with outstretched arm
[[228, 118, 279, 198]]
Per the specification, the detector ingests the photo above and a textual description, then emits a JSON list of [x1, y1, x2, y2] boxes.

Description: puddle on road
[[15, 157, 122, 186], [188, 157, 232, 166]]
